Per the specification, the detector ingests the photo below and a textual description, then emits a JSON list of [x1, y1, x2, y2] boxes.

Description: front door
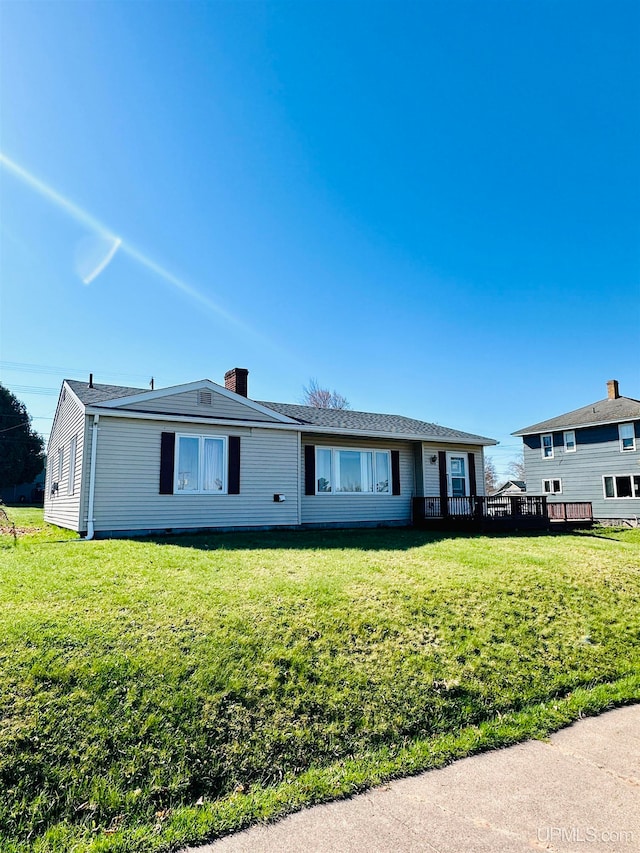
[[447, 454, 468, 497]]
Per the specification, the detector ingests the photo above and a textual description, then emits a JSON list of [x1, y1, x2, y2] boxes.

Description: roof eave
[[512, 416, 638, 437], [84, 406, 496, 444]]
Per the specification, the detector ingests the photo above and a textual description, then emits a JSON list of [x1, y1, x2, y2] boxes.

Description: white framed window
[[174, 434, 227, 494], [67, 435, 77, 495], [619, 423, 636, 452], [542, 478, 562, 494], [563, 430, 576, 453], [447, 453, 468, 497], [541, 434, 554, 459], [603, 474, 640, 499], [315, 447, 391, 494], [57, 447, 64, 484]]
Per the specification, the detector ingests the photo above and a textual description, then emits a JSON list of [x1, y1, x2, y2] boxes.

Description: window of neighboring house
[[174, 435, 227, 493], [315, 447, 391, 494], [57, 447, 64, 489], [541, 434, 554, 459], [542, 478, 562, 494], [603, 475, 640, 499], [67, 435, 77, 496], [564, 430, 576, 453], [619, 423, 636, 452]]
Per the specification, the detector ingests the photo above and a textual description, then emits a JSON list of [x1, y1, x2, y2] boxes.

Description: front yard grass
[[1, 508, 639, 852]]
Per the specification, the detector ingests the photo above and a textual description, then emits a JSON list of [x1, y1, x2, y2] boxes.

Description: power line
[[0, 360, 151, 382], [4, 384, 59, 396]]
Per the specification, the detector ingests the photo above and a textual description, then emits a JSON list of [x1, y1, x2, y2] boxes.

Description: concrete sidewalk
[[187, 704, 639, 853]]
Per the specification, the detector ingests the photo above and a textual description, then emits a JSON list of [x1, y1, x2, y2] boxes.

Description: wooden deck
[[412, 496, 593, 532]]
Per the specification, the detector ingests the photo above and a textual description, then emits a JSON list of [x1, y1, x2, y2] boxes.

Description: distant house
[[44, 368, 496, 537], [513, 380, 640, 522], [492, 479, 526, 497], [0, 470, 45, 505]]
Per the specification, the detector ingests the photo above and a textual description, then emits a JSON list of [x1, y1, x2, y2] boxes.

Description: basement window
[[603, 475, 640, 499]]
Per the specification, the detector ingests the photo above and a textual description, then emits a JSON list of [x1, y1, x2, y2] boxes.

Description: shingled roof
[[257, 401, 494, 443], [64, 379, 495, 445], [513, 394, 640, 436], [66, 379, 147, 405]]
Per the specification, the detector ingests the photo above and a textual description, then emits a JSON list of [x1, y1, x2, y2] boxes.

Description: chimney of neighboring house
[[607, 379, 620, 400], [224, 367, 249, 397], [89, 373, 94, 389]]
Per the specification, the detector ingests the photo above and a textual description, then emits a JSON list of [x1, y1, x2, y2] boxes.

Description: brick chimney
[[607, 379, 620, 400], [224, 367, 249, 397]]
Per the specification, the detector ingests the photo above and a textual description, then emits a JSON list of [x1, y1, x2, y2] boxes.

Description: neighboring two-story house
[[513, 380, 640, 523]]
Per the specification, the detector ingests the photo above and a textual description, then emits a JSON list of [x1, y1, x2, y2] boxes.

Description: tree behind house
[[0, 385, 45, 488], [302, 378, 350, 409], [484, 456, 498, 494], [507, 451, 526, 481]]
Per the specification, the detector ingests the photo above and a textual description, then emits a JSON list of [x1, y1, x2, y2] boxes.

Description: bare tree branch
[[302, 378, 351, 409]]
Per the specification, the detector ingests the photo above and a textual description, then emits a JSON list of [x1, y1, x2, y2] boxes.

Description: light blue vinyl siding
[[523, 421, 640, 519]]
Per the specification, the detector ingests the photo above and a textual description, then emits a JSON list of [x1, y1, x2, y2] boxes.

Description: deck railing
[[414, 495, 548, 520], [547, 502, 593, 522], [413, 496, 593, 528]]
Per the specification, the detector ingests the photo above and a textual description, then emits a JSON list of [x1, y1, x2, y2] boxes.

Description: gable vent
[[198, 390, 213, 406]]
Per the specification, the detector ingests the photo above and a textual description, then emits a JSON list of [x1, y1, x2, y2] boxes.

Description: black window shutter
[[228, 436, 241, 494], [159, 432, 175, 494], [438, 451, 448, 511], [468, 452, 477, 496], [304, 445, 315, 495], [391, 450, 401, 495]]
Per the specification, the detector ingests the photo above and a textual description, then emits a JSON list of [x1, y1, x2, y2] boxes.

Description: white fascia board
[[84, 407, 301, 431], [296, 425, 497, 445], [63, 380, 85, 409], [47, 380, 85, 454], [85, 407, 497, 444], [512, 419, 625, 437], [96, 379, 297, 424]]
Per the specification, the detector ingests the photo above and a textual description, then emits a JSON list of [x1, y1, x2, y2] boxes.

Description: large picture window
[[603, 475, 640, 499], [315, 447, 391, 494], [175, 435, 226, 493]]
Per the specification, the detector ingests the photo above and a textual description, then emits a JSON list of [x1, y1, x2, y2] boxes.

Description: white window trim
[[618, 423, 636, 453], [174, 434, 228, 495], [67, 435, 77, 496], [563, 430, 576, 453], [542, 478, 562, 495], [541, 434, 554, 459], [447, 451, 469, 498], [57, 447, 64, 484], [602, 474, 640, 499], [314, 446, 392, 495]]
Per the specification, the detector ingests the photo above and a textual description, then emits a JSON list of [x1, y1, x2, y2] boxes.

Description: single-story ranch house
[[44, 368, 496, 537]]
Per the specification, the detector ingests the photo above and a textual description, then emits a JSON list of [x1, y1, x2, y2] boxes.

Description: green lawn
[[1, 507, 639, 852]]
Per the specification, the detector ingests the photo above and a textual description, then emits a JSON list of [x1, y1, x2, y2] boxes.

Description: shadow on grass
[[135, 525, 572, 553]]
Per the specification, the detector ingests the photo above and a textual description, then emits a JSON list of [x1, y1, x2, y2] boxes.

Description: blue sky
[[1, 0, 638, 479]]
